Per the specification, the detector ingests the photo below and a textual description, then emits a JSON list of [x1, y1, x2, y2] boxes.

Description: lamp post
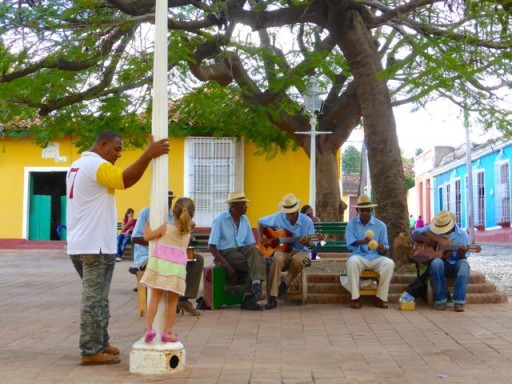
[[295, 76, 331, 214]]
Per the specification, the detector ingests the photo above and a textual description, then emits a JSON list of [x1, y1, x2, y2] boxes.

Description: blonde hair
[[173, 197, 195, 235]]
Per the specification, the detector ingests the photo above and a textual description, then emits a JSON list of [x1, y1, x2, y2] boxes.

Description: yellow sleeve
[[96, 162, 125, 191]]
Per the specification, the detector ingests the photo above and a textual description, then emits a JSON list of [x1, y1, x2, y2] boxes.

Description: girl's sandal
[[161, 331, 179, 343], [144, 328, 156, 343]]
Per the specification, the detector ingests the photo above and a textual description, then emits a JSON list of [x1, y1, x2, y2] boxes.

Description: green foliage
[[404, 173, 415, 190], [0, 0, 511, 153], [342, 145, 361, 174], [169, 83, 298, 158]]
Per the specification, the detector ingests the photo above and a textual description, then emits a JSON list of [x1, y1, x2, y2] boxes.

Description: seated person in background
[[259, 193, 316, 310], [300, 204, 320, 223], [415, 215, 425, 229], [208, 191, 266, 311], [343, 195, 394, 309], [401, 210, 470, 312], [116, 208, 136, 261], [131, 191, 203, 316]]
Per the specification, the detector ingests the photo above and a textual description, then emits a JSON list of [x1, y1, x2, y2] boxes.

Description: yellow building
[[0, 135, 315, 240]]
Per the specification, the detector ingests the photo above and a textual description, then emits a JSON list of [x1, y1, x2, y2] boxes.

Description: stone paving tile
[[3, 249, 512, 383]]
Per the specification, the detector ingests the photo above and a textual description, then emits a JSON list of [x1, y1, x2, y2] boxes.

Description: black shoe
[[265, 297, 277, 310], [241, 296, 263, 311], [252, 282, 264, 301], [278, 282, 288, 297], [128, 267, 139, 275]]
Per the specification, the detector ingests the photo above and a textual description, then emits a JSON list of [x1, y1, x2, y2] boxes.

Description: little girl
[[139, 197, 195, 343]]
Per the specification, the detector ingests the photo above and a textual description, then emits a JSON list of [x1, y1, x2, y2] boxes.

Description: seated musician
[[258, 193, 316, 310], [401, 210, 470, 312], [208, 192, 266, 311], [344, 195, 394, 309]]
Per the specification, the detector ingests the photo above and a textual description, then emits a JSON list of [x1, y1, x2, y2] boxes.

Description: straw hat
[[279, 193, 301, 214], [226, 191, 249, 203], [354, 195, 377, 208], [430, 210, 456, 235]]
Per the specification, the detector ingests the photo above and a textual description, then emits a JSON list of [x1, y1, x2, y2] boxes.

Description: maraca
[[365, 229, 374, 240], [368, 240, 378, 250]]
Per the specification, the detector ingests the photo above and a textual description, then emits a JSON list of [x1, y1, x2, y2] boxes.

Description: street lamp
[[295, 76, 331, 214]]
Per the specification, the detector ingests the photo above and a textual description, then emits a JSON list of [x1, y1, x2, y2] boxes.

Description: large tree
[[1, 1, 510, 263]]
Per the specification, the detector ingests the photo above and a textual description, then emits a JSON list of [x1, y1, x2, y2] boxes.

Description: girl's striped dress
[[140, 224, 190, 295]]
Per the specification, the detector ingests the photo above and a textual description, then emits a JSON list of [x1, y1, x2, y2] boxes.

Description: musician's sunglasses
[[358, 208, 372, 212]]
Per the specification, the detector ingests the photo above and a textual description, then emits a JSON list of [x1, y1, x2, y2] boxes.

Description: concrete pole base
[[129, 338, 186, 374]]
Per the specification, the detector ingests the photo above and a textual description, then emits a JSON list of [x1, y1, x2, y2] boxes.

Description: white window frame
[[184, 137, 244, 227], [495, 159, 510, 224], [473, 170, 485, 227]]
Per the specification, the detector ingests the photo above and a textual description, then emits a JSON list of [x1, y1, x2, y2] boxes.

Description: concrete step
[[301, 271, 509, 305]]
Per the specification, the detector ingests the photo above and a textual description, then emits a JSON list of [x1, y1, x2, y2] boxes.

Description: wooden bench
[[313, 221, 379, 297]]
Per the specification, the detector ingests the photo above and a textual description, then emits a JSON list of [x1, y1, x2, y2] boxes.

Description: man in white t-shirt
[[67, 130, 168, 366]]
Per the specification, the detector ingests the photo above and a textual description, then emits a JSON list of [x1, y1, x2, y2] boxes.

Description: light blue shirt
[[258, 212, 315, 252], [414, 224, 469, 264], [132, 207, 172, 268], [346, 214, 389, 261], [208, 210, 255, 251]]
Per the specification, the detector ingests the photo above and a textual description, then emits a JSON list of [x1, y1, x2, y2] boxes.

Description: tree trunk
[[328, 3, 409, 264], [315, 144, 343, 222]]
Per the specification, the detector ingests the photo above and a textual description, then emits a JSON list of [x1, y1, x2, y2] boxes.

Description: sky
[[345, 100, 502, 158]]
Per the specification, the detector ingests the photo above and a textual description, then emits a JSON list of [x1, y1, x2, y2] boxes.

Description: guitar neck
[[438, 245, 480, 253], [278, 236, 303, 245]]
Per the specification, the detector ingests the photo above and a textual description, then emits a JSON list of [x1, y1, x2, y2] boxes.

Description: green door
[[59, 195, 67, 240], [29, 195, 51, 240]]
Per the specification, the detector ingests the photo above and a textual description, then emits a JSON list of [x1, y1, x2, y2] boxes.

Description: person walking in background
[[343, 195, 394, 309], [116, 208, 136, 262], [67, 130, 168, 366], [140, 197, 196, 344], [300, 204, 320, 223], [416, 215, 425, 229], [409, 214, 416, 231], [131, 191, 204, 316]]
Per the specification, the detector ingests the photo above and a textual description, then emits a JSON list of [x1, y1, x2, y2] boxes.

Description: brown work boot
[[177, 300, 201, 316], [454, 303, 465, 312], [104, 345, 120, 355], [80, 352, 121, 366]]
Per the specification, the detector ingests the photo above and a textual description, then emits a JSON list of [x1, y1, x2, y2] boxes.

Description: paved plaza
[[2, 246, 512, 384]]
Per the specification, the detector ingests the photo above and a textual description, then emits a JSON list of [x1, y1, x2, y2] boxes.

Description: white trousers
[[344, 255, 395, 301]]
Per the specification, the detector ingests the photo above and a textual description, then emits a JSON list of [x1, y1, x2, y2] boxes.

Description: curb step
[[299, 271, 508, 305]]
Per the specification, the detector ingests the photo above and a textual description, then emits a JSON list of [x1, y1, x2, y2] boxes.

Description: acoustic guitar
[[257, 227, 324, 258], [412, 232, 481, 263]]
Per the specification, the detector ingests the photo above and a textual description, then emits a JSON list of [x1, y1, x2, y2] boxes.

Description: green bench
[[312, 221, 349, 254]]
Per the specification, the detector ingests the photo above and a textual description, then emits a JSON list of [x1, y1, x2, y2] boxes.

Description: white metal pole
[[464, 109, 475, 243], [149, 0, 169, 338], [309, 115, 316, 212]]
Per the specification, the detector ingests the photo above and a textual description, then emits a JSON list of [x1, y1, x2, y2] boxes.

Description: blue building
[[431, 138, 511, 231]]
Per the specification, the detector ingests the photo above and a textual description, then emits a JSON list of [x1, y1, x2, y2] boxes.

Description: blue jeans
[[117, 234, 131, 257], [430, 258, 470, 305], [70, 253, 116, 357]]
